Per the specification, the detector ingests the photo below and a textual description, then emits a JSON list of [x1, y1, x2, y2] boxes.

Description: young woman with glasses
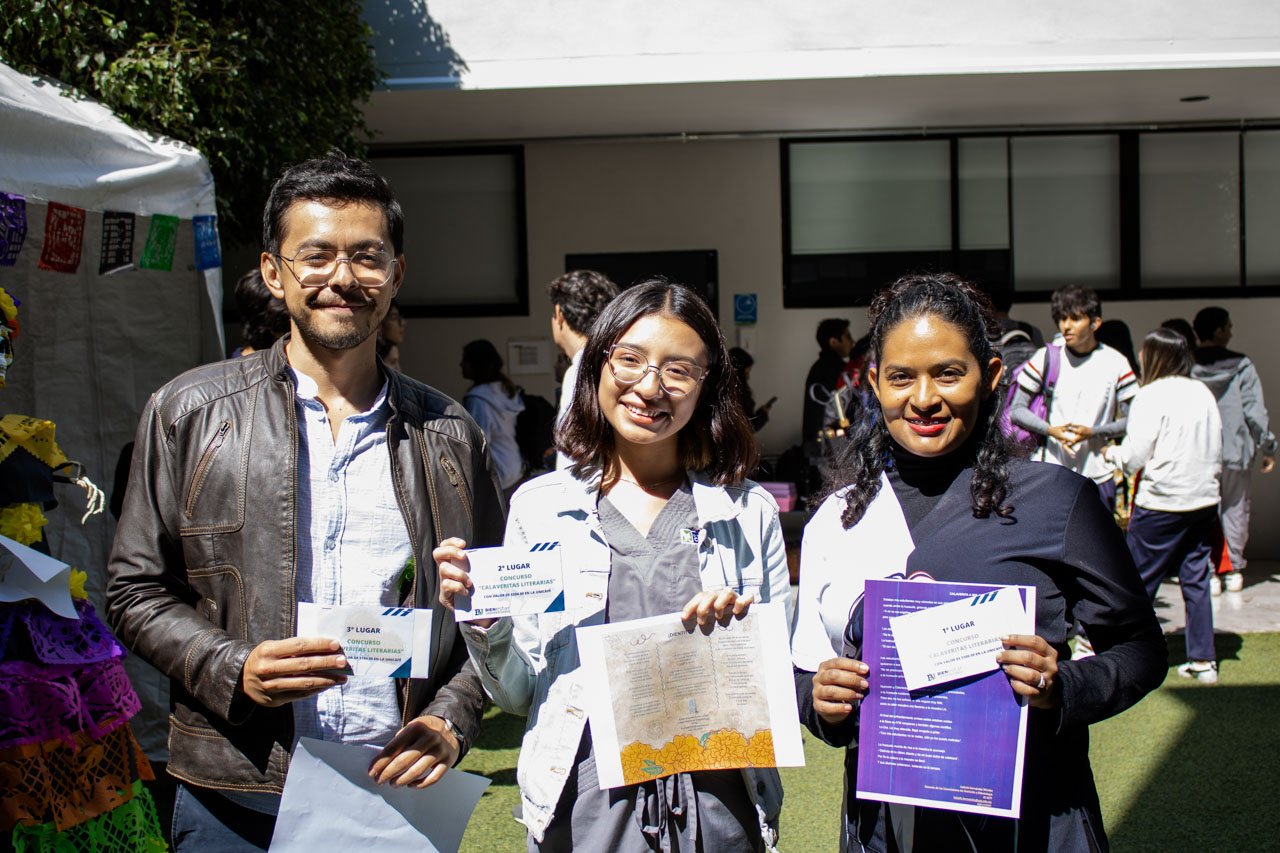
[[434, 280, 790, 851], [792, 273, 1166, 852]]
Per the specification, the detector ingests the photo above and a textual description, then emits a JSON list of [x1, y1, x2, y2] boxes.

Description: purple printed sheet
[[855, 578, 1034, 818]]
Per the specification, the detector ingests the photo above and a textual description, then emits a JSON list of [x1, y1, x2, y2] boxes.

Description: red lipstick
[[906, 418, 948, 437]]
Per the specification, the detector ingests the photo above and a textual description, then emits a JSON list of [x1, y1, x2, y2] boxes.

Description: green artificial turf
[[1091, 631, 1280, 852], [457, 632, 1280, 851]]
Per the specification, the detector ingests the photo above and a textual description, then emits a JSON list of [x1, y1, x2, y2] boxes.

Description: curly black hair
[[548, 270, 620, 336], [826, 272, 1014, 529]]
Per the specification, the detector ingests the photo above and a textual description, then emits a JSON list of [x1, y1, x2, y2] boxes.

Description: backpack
[[994, 327, 1037, 391], [515, 391, 558, 472], [1000, 343, 1061, 450]]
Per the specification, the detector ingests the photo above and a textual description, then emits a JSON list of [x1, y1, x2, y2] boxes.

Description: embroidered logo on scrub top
[[679, 528, 702, 545]]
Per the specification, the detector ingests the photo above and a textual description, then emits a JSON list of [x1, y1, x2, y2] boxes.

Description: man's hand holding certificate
[[453, 544, 566, 622], [297, 603, 433, 679], [889, 586, 1030, 692]]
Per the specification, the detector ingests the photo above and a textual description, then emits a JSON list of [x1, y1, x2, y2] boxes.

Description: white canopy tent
[[0, 60, 226, 758]]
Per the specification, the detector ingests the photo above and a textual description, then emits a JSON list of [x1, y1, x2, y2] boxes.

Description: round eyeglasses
[[274, 250, 398, 288], [606, 344, 707, 397]]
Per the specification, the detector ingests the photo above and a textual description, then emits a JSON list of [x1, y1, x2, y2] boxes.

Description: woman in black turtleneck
[[789, 273, 1166, 853]]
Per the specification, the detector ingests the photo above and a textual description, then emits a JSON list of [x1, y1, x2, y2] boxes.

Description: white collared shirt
[[290, 367, 412, 748], [555, 349, 581, 470]]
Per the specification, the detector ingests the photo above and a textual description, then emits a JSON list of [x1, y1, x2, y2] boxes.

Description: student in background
[[794, 273, 1164, 851], [990, 285, 1045, 347], [1106, 328, 1222, 683], [802, 318, 855, 442], [1192, 306, 1276, 594], [376, 337, 401, 370], [436, 281, 789, 851], [461, 339, 526, 494], [377, 299, 405, 370], [1095, 319, 1138, 375], [730, 346, 775, 432], [230, 268, 289, 357], [548, 270, 620, 468], [1008, 284, 1137, 510], [1161, 317, 1197, 355]]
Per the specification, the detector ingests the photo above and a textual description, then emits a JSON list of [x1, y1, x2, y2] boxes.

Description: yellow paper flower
[[0, 287, 17, 325], [69, 568, 88, 600], [0, 502, 48, 546]]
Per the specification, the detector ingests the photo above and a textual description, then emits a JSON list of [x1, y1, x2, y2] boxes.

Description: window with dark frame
[[369, 146, 528, 317], [782, 127, 1280, 308]]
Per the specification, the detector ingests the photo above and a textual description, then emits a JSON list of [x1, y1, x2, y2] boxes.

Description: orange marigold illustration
[[619, 742, 652, 783], [669, 735, 704, 768], [746, 730, 776, 766], [704, 730, 750, 766], [618, 729, 777, 785]]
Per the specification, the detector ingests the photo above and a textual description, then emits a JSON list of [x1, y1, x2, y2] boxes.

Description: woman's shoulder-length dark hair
[[1139, 327, 1194, 384], [557, 279, 758, 485]]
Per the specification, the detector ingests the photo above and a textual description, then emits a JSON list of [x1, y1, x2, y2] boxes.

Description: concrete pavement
[[1153, 559, 1280, 635]]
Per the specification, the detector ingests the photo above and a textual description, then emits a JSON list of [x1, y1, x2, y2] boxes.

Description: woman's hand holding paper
[[997, 633, 1060, 709], [434, 537, 495, 628], [680, 588, 754, 630], [812, 657, 870, 725]]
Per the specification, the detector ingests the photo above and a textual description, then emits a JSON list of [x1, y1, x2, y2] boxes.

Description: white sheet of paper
[[0, 534, 76, 619], [890, 585, 1032, 692], [269, 738, 490, 853], [577, 602, 804, 789], [296, 603, 432, 679], [454, 544, 566, 622]]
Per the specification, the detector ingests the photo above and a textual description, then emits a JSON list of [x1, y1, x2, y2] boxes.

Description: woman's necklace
[[615, 474, 683, 491]]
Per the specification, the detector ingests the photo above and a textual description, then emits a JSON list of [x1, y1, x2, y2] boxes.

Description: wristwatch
[[439, 716, 466, 754]]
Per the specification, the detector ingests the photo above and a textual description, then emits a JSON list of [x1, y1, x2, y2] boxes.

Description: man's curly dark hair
[[548, 270, 620, 336]]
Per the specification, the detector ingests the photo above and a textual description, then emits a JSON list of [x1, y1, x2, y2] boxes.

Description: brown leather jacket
[[106, 338, 503, 794]]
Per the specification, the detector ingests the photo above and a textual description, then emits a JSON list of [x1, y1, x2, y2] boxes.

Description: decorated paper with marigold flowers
[[577, 603, 804, 789]]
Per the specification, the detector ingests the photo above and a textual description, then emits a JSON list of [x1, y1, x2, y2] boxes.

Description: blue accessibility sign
[[733, 293, 758, 325]]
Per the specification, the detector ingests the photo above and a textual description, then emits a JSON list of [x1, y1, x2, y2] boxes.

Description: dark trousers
[[1095, 477, 1118, 513], [172, 783, 276, 852], [1127, 504, 1217, 662]]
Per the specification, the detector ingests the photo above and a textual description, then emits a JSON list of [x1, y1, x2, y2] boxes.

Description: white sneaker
[[1225, 571, 1244, 593], [1177, 660, 1219, 685], [1209, 574, 1223, 596]]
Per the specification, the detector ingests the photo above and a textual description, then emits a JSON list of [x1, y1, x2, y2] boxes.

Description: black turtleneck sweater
[[885, 439, 972, 532]]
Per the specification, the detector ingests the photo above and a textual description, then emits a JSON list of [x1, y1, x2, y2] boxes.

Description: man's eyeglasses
[[274, 250, 398, 288], [606, 345, 706, 397]]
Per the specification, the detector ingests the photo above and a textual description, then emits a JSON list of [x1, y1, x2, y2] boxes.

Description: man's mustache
[[306, 292, 371, 309]]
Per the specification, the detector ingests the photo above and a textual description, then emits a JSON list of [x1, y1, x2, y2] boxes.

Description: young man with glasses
[[107, 152, 503, 850]]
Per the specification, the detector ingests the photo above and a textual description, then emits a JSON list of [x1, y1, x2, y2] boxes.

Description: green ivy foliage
[[1, 0, 383, 246]]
